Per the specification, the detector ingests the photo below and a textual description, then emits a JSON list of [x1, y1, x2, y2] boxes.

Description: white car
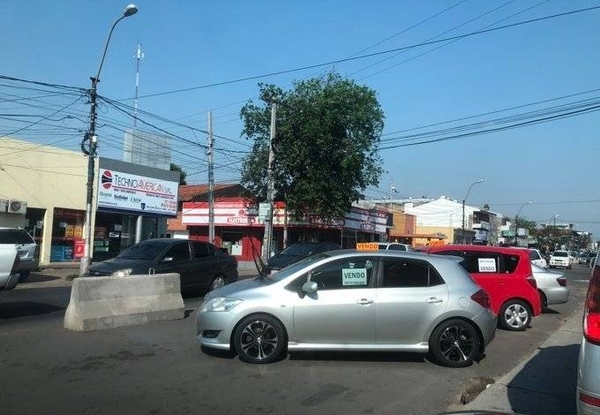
[[531, 264, 569, 308], [549, 250, 571, 269], [577, 257, 600, 415], [0, 244, 20, 291]]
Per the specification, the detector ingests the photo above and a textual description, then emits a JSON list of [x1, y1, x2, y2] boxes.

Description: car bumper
[[578, 338, 600, 415], [549, 260, 570, 267], [195, 310, 237, 351], [543, 286, 570, 305], [1, 272, 20, 290], [472, 309, 497, 348]]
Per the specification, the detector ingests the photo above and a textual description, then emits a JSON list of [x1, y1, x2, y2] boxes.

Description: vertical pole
[[262, 103, 276, 261], [79, 77, 99, 277], [461, 199, 466, 244], [134, 42, 144, 243], [208, 111, 215, 243]]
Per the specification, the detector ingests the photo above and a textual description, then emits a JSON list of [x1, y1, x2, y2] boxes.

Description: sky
[[2, 0, 600, 237]]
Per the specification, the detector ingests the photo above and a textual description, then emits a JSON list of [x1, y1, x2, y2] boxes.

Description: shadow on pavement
[[507, 344, 579, 415], [0, 301, 64, 319]]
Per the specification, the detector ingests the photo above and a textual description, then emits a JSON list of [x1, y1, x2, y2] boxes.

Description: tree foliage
[[240, 72, 385, 219], [170, 163, 187, 185]]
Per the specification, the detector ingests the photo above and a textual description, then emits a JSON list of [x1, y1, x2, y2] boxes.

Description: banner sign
[[97, 168, 178, 216]]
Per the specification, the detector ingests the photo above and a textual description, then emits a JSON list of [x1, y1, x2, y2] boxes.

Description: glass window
[[289, 257, 376, 291], [381, 258, 444, 288], [192, 241, 211, 258], [164, 242, 190, 261]]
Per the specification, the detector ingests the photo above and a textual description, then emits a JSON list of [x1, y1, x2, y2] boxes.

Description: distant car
[[377, 242, 412, 251], [531, 264, 569, 308], [196, 250, 497, 367], [549, 250, 571, 269], [0, 244, 20, 291], [420, 245, 542, 331], [510, 247, 547, 268], [577, 253, 600, 415], [0, 227, 39, 282], [267, 242, 341, 271], [86, 238, 238, 292]]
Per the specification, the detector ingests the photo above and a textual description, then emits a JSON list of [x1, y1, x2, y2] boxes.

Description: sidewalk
[[454, 307, 583, 415]]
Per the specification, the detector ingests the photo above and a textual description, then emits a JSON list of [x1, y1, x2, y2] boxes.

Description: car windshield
[[553, 251, 568, 257], [269, 252, 332, 282], [117, 241, 166, 260], [278, 243, 318, 256]]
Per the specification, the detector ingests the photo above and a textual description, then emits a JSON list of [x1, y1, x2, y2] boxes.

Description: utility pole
[[134, 42, 144, 244], [262, 103, 276, 261], [208, 111, 215, 243]]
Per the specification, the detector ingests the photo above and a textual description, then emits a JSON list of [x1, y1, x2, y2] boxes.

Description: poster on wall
[[97, 168, 178, 216]]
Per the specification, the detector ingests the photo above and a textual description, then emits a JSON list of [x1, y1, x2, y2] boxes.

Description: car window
[[303, 257, 376, 291], [529, 250, 541, 261], [387, 244, 407, 251], [381, 258, 444, 287], [192, 241, 212, 258], [459, 252, 503, 274], [553, 251, 568, 257], [280, 243, 317, 256], [0, 229, 34, 244], [118, 241, 167, 260], [164, 242, 190, 261]]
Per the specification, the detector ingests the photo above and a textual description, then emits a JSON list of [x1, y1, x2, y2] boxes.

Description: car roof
[[424, 244, 529, 255]]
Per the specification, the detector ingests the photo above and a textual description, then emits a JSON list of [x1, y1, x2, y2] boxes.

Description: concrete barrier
[[64, 273, 185, 332]]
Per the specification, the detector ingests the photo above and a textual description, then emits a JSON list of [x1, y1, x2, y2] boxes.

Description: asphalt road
[[0, 265, 590, 415]]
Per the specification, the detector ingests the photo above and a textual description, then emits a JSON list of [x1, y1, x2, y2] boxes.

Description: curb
[[456, 307, 583, 414]]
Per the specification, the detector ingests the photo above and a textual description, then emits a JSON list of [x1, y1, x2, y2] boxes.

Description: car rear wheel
[[499, 300, 531, 331], [233, 314, 286, 364], [429, 319, 480, 368], [209, 276, 226, 291], [18, 270, 30, 282]]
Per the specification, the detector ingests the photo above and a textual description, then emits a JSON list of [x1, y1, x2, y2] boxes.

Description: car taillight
[[580, 391, 600, 408], [526, 275, 537, 289], [471, 289, 491, 310], [556, 277, 567, 287], [583, 267, 600, 345]]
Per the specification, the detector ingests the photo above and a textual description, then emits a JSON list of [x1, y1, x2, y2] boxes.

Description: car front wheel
[[429, 319, 480, 368], [233, 314, 286, 364], [499, 300, 531, 331]]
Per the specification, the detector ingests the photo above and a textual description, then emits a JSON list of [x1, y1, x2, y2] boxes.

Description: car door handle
[[357, 299, 374, 305], [426, 297, 443, 304]]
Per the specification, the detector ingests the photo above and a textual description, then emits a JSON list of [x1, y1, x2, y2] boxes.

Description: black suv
[[0, 227, 39, 281]]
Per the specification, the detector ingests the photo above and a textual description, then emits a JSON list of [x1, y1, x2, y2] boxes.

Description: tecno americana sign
[[97, 169, 178, 216]]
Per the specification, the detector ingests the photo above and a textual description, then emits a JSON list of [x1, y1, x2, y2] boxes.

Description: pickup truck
[[0, 245, 20, 291]]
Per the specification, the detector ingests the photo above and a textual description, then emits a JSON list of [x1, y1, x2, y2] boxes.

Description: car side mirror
[[301, 281, 318, 294]]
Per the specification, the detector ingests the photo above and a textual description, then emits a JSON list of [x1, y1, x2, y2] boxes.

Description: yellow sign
[[356, 242, 380, 251]]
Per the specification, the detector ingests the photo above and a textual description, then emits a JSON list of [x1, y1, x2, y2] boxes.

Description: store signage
[[97, 168, 178, 216]]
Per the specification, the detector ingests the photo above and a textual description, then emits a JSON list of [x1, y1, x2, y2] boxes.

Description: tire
[[209, 275, 226, 291], [428, 319, 480, 368], [233, 314, 286, 364], [538, 290, 548, 310], [498, 300, 531, 331], [18, 270, 30, 282]]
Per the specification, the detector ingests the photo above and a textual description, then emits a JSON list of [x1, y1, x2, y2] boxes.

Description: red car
[[419, 245, 542, 331]]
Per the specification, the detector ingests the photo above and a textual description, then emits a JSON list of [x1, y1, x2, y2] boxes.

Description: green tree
[[240, 72, 385, 219], [170, 163, 187, 185]]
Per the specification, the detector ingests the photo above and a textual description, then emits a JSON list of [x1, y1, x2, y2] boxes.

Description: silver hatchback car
[[196, 250, 497, 367], [577, 258, 600, 415]]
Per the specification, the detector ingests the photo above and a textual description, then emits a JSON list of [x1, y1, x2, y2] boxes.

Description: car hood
[[205, 277, 274, 299], [267, 253, 304, 270], [88, 258, 156, 275]]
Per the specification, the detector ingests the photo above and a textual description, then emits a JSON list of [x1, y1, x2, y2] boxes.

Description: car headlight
[[200, 297, 242, 312], [111, 268, 133, 277]]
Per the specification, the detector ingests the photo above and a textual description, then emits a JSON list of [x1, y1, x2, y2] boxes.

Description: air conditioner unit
[[0, 199, 7, 212], [8, 200, 27, 214]]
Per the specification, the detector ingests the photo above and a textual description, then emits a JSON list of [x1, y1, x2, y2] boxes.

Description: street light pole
[[514, 200, 533, 246], [461, 179, 484, 244], [79, 4, 138, 277], [262, 103, 276, 262]]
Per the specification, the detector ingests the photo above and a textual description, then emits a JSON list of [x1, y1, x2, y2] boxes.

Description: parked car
[[0, 244, 20, 291], [196, 250, 497, 367], [577, 253, 600, 415], [419, 245, 542, 331], [267, 241, 341, 271], [531, 264, 569, 308], [86, 238, 238, 292], [0, 227, 38, 281], [509, 247, 547, 268], [549, 250, 571, 269]]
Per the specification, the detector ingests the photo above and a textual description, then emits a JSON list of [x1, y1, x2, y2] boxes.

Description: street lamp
[[514, 200, 533, 246], [461, 179, 484, 243], [79, 4, 138, 277]]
